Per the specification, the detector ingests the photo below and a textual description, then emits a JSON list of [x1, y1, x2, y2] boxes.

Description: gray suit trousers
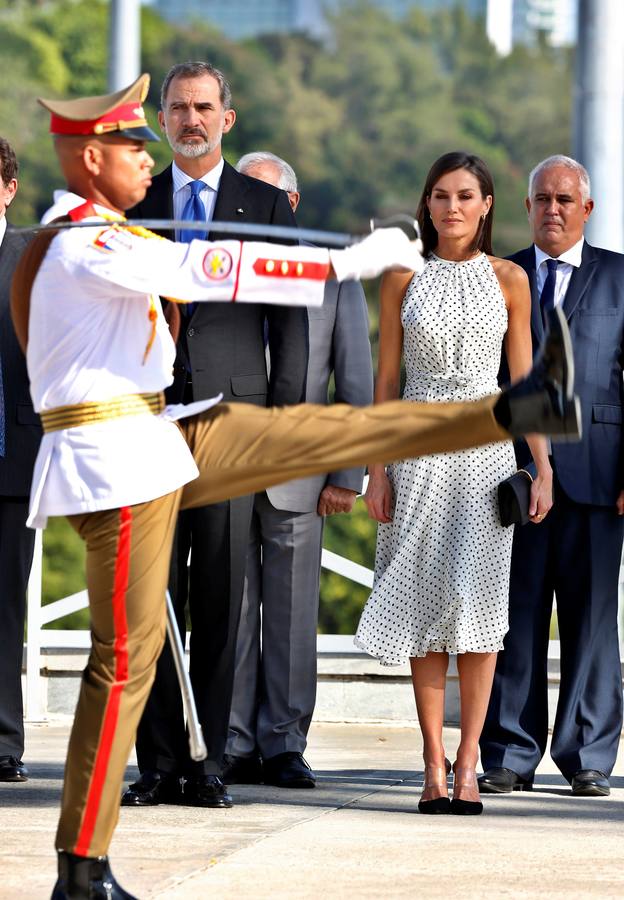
[[227, 490, 324, 758]]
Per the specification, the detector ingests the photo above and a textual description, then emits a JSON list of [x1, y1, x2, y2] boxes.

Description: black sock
[[493, 393, 510, 429]]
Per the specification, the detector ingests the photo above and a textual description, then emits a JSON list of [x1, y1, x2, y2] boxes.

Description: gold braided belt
[[41, 392, 165, 433]]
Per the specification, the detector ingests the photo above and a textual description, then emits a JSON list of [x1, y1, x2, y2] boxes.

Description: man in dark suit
[[225, 152, 374, 788], [122, 62, 308, 809], [480, 155, 624, 797], [0, 137, 41, 783]]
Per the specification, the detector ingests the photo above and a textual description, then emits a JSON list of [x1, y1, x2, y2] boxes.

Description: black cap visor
[[118, 124, 160, 142]]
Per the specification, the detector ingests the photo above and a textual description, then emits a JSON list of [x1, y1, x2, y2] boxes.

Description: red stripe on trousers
[[74, 505, 132, 856]]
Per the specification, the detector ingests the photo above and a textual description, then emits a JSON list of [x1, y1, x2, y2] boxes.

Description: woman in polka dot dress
[[355, 152, 553, 814]]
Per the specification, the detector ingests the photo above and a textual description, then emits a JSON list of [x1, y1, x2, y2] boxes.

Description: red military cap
[[38, 73, 159, 142]]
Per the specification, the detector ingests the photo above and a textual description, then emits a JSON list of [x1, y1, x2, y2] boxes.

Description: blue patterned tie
[[179, 180, 207, 316], [179, 180, 207, 243], [540, 257, 559, 324]]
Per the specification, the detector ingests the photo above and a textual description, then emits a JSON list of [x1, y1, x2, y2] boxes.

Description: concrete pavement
[[0, 720, 622, 899]]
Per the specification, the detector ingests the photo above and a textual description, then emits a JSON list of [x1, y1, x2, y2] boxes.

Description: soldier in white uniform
[[13, 76, 578, 900]]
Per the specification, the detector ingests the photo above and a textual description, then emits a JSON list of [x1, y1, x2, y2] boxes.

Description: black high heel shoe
[[418, 759, 452, 815], [450, 764, 483, 816]]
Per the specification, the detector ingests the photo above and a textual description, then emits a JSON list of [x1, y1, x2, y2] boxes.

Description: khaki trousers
[[57, 396, 506, 856]]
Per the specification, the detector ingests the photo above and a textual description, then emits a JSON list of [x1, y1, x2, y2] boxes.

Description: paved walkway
[[1, 720, 623, 899]]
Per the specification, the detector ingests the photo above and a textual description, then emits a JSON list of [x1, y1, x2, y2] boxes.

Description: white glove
[[329, 227, 425, 282]]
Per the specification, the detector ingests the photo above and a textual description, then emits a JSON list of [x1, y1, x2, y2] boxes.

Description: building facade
[[150, 0, 576, 50]]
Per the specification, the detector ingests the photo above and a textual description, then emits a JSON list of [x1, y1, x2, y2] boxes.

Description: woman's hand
[[528, 466, 553, 524], [364, 469, 394, 523]]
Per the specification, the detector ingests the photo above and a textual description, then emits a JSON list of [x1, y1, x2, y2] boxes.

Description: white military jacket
[[26, 195, 329, 527]]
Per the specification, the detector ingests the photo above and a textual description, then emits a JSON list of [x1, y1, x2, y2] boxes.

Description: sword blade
[[14, 218, 355, 247]]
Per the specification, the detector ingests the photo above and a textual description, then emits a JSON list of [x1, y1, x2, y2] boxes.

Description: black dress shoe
[[478, 767, 533, 794], [51, 851, 137, 899], [570, 769, 610, 797], [0, 755, 28, 782], [120, 770, 183, 806], [263, 752, 316, 789], [222, 753, 263, 784], [183, 774, 233, 808], [495, 305, 581, 441]]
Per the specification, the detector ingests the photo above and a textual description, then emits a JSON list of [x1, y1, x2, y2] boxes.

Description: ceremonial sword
[[14, 215, 419, 246], [165, 590, 207, 761]]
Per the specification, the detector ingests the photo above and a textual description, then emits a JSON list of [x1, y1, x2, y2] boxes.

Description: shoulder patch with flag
[[93, 227, 135, 253]]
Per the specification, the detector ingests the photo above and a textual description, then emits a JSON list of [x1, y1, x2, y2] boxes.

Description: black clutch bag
[[498, 462, 537, 527]]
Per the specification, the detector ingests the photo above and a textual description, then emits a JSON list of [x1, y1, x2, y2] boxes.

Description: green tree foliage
[[2, 0, 574, 632], [319, 498, 375, 634], [42, 518, 88, 629]]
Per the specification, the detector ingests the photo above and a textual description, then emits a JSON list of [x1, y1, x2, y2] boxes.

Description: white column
[[573, 0, 624, 252], [486, 0, 513, 56], [108, 0, 141, 92]]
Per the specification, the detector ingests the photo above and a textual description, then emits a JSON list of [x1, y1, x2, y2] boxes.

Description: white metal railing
[[25, 522, 624, 721], [24, 533, 375, 720]]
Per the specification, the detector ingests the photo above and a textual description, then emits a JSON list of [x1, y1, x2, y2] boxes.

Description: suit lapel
[[526, 251, 542, 342], [0, 228, 20, 274], [514, 246, 543, 343], [561, 241, 598, 320], [142, 166, 174, 237], [208, 161, 249, 240]]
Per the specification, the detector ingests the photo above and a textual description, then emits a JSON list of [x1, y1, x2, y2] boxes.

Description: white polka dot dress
[[355, 253, 516, 665]]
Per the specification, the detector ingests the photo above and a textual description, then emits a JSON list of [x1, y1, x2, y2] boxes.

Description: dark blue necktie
[[179, 180, 207, 316], [540, 257, 559, 323]]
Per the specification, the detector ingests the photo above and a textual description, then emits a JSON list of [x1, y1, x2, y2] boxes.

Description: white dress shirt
[[172, 158, 224, 240], [0, 215, 7, 248], [534, 237, 584, 307]]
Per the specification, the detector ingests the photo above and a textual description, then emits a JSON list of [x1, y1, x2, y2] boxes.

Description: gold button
[[281, 260, 289, 275], [296, 262, 304, 276], [265, 259, 275, 273]]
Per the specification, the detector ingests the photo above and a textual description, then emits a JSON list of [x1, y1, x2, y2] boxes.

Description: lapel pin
[[236, 208, 244, 214]]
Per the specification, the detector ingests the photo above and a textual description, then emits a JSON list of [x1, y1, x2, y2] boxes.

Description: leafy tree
[[1, 0, 575, 631]]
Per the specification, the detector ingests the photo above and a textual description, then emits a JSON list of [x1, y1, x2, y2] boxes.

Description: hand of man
[[329, 228, 424, 282], [317, 485, 358, 517], [616, 490, 624, 515]]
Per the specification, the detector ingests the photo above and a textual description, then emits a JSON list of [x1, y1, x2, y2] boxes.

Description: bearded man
[[124, 62, 309, 809]]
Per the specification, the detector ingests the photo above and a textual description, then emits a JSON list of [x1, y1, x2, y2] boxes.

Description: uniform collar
[[172, 157, 224, 194], [534, 236, 584, 269], [40, 190, 123, 224]]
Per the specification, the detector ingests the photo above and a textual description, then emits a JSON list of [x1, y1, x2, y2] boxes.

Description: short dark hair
[[0, 136, 18, 187], [160, 61, 232, 111], [416, 151, 494, 257]]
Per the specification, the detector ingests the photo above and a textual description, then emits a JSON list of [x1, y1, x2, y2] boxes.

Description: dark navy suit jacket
[[0, 226, 41, 497], [510, 242, 624, 507]]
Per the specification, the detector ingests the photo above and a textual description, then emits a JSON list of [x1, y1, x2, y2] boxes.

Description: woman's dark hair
[[0, 137, 18, 187], [416, 151, 494, 257]]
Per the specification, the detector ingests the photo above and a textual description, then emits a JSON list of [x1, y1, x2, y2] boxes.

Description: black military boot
[[494, 305, 581, 440], [51, 851, 138, 899]]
